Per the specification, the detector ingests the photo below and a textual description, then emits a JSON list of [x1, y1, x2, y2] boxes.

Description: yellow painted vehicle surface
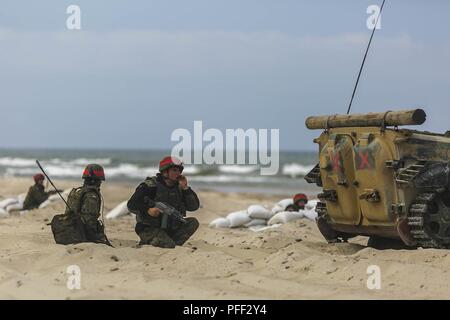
[[305, 109, 450, 248]]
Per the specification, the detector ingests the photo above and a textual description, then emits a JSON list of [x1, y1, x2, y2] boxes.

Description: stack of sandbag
[[209, 198, 318, 231], [0, 193, 26, 217], [106, 201, 130, 219]]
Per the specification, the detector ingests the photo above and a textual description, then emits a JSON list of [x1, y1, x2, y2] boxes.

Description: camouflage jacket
[[64, 185, 102, 233], [23, 184, 50, 210], [127, 174, 200, 229]]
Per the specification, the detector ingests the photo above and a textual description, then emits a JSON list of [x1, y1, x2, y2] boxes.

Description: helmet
[[33, 173, 45, 183], [159, 156, 184, 173], [82, 164, 105, 181], [293, 193, 308, 204]]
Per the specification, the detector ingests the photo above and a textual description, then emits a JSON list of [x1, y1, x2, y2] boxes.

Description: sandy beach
[[1, 177, 450, 300]]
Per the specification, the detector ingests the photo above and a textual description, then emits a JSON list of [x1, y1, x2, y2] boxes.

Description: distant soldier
[[286, 193, 308, 212], [23, 174, 55, 210], [50, 164, 111, 246], [127, 156, 200, 248]]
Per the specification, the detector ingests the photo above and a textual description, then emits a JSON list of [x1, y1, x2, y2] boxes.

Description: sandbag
[[303, 209, 318, 221], [106, 201, 130, 219], [226, 210, 251, 228], [271, 204, 284, 214], [50, 214, 87, 245], [247, 205, 273, 220], [6, 203, 23, 213], [305, 199, 319, 211], [39, 200, 52, 209], [244, 219, 267, 227], [209, 217, 231, 228], [249, 224, 282, 232], [0, 198, 18, 209], [277, 198, 294, 211], [268, 211, 304, 225]]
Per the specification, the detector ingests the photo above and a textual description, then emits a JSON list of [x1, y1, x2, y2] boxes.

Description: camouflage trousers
[[135, 217, 199, 248]]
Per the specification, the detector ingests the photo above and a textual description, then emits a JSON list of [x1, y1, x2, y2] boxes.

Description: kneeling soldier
[[50, 164, 111, 246], [127, 156, 200, 248]]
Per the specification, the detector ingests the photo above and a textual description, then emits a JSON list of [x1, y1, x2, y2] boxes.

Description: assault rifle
[[154, 202, 187, 229]]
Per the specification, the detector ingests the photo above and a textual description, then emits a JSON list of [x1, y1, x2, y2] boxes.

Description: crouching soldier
[[127, 156, 200, 248], [50, 164, 112, 246], [286, 193, 308, 212], [23, 174, 55, 210]]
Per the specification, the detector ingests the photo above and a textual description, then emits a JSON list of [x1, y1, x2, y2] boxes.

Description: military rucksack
[[50, 187, 100, 245]]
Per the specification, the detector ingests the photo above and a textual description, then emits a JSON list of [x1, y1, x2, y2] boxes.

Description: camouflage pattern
[[305, 109, 450, 248], [23, 184, 50, 210], [127, 174, 200, 248], [51, 185, 109, 245], [135, 217, 199, 248]]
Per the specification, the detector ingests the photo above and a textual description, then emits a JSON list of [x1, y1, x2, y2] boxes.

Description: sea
[[0, 149, 320, 195]]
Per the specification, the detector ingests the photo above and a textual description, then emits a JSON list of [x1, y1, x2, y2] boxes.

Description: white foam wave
[[282, 163, 315, 177], [190, 175, 270, 183], [0, 157, 36, 167], [0, 157, 112, 168], [218, 165, 259, 174]]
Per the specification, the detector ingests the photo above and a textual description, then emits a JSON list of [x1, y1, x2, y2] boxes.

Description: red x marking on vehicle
[[330, 151, 341, 172], [359, 150, 371, 169]]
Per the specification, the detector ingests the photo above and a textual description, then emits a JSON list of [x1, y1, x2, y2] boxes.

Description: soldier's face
[[165, 167, 182, 181], [37, 179, 44, 186]]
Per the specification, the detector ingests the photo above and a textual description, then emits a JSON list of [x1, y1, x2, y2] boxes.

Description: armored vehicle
[[304, 109, 450, 248]]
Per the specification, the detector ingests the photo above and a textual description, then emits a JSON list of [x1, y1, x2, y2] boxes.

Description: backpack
[[50, 187, 100, 245]]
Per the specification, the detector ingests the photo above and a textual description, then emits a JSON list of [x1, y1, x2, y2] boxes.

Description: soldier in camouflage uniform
[[127, 156, 200, 248], [23, 174, 52, 210], [50, 164, 111, 246]]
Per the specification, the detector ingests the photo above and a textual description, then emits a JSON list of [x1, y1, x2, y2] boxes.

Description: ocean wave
[[218, 165, 259, 174], [0, 157, 112, 168], [190, 175, 271, 183], [282, 163, 315, 177]]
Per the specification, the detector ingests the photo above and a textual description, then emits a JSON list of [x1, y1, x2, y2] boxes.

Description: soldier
[[286, 193, 308, 212], [23, 174, 53, 210], [127, 156, 200, 248], [50, 164, 111, 246]]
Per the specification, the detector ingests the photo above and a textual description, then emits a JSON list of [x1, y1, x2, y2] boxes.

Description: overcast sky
[[1, 0, 449, 151]]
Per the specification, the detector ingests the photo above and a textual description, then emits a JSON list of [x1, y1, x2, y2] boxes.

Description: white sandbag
[[305, 199, 319, 211], [0, 208, 8, 218], [271, 204, 283, 214], [47, 194, 61, 202], [0, 198, 19, 209], [106, 201, 130, 219], [226, 210, 251, 228], [249, 224, 282, 232], [268, 211, 304, 225], [247, 205, 273, 220], [17, 193, 26, 202], [38, 200, 52, 209], [6, 203, 24, 213], [244, 219, 267, 227], [303, 209, 318, 221], [209, 217, 231, 228], [277, 198, 294, 211]]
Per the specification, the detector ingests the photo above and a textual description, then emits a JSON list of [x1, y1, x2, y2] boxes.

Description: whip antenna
[[346, 0, 386, 114]]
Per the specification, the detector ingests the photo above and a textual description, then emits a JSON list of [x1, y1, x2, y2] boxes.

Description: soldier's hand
[[178, 175, 188, 190], [148, 207, 162, 217]]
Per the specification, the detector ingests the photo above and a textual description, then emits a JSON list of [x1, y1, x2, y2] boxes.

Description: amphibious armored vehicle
[[304, 109, 450, 248]]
